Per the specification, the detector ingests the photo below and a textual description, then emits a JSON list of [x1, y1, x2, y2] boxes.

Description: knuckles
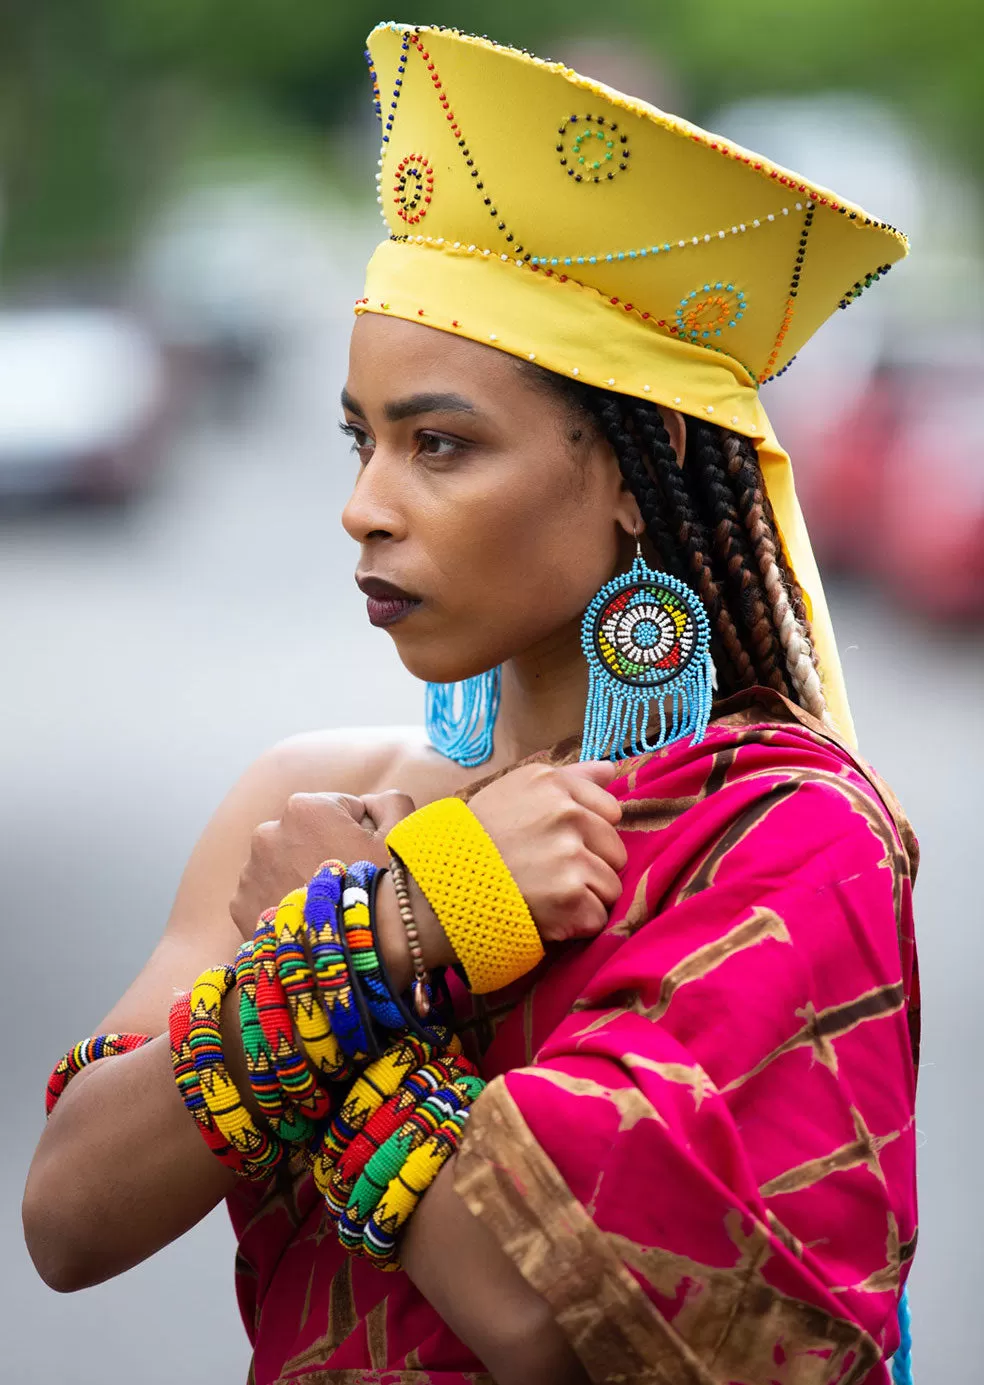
[[249, 820, 277, 854]]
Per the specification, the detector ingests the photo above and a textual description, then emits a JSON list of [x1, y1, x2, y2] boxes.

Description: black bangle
[[337, 869, 382, 1061]]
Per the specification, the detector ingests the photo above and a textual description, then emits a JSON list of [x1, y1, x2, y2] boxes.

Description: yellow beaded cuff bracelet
[[385, 797, 544, 994]]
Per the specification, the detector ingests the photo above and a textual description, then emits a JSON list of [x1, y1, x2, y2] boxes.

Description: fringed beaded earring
[[580, 537, 713, 762], [425, 667, 501, 767]]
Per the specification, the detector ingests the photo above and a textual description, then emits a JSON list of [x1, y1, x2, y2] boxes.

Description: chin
[[390, 631, 501, 686]]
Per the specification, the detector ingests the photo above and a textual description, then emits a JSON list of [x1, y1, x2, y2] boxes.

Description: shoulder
[[241, 723, 471, 808], [243, 725, 427, 802]]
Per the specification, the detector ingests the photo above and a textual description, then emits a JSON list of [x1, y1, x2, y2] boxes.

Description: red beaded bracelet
[[45, 1033, 152, 1117]]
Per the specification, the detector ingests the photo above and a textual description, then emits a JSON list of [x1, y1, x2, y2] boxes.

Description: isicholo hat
[[355, 22, 910, 746]]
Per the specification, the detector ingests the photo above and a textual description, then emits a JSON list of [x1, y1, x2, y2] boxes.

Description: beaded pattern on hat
[[363, 24, 908, 386]]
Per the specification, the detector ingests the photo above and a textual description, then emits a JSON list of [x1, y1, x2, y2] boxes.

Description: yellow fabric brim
[[359, 237, 856, 746]]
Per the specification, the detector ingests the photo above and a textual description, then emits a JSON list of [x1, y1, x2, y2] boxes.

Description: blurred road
[[2, 303, 982, 1381]]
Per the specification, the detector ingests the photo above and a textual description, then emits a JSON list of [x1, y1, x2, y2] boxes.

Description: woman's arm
[[22, 732, 397, 1290], [401, 1161, 590, 1385], [23, 1034, 236, 1291]]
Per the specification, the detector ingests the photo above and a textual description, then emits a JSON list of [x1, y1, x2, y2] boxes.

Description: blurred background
[[3, 2, 981, 1380]]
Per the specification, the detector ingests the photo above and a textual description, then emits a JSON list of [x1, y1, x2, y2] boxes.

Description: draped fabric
[[227, 690, 919, 1384]]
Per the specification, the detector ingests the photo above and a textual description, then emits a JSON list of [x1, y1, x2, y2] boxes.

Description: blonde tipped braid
[[722, 435, 832, 728]]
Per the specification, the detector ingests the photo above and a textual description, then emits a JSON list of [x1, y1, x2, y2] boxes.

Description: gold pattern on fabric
[[455, 1079, 880, 1384], [721, 982, 906, 1092], [618, 794, 700, 832], [622, 1053, 717, 1109], [611, 1216, 881, 1385], [271, 1373, 493, 1384], [574, 904, 790, 1033], [279, 1258, 358, 1377], [833, 1212, 905, 1296], [455, 1079, 719, 1383], [764, 1209, 805, 1260], [759, 1106, 904, 1198], [524, 1066, 668, 1133], [698, 765, 909, 934], [608, 860, 658, 938], [365, 1297, 389, 1369], [675, 779, 806, 901]]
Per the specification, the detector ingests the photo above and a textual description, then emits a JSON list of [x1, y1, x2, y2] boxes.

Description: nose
[[341, 454, 407, 545]]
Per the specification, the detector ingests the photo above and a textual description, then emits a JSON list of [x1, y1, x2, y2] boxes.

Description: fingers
[[565, 759, 619, 785], [569, 893, 609, 938], [558, 766, 623, 826], [284, 791, 366, 825], [583, 857, 625, 910], [360, 790, 416, 837], [577, 812, 628, 873]]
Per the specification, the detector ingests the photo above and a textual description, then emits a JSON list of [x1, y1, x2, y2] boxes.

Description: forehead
[[347, 313, 522, 399]]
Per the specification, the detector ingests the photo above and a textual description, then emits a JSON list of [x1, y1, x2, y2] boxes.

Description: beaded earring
[[580, 537, 713, 761], [425, 667, 501, 767]]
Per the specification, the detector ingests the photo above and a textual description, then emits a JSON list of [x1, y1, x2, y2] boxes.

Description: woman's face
[[341, 314, 640, 683]]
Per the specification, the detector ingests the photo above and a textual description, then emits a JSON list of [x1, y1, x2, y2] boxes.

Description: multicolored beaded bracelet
[[235, 937, 313, 1144], [169, 992, 253, 1178], [363, 1105, 473, 1270], [188, 963, 285, 1180], [254, 904, 339, 1123], [343, 861, 405, 1032], [45, 1032, 152, 1117], [311, 1030, 454, 1196], [275, 879, 358, 1079], [325, 1057, 472, 1221], [337, 1066, 482, 1253], [336, 869, 381, 1060], [306, 860, 375, 1064], [334, 1064, 448, 1184]]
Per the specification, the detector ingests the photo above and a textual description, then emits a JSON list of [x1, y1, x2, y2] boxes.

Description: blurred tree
[[0, 0, 979, 279]]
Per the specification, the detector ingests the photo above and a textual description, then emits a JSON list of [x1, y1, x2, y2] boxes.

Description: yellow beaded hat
[[355, 22, 909, 745]]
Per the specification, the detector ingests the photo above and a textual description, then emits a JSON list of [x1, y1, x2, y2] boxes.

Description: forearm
[[23, 1029, 237, 1293], [401, 1160, 589, 1385], [374, 869, 456, 988]]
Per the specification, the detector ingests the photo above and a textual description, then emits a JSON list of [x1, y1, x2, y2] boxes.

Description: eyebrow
[[340, 388, 479, 423]]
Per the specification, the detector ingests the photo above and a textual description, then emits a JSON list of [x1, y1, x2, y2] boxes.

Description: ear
[[661, 407, 687, 466], [613, 402, 688, 538]]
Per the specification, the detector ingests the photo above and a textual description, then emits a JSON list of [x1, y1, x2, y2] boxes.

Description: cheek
[[446, 468, 617, 630]]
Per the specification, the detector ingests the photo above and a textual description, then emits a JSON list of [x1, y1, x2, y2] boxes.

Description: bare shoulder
[[254, 723, 474, 807], [97, 722, 466, 1033]]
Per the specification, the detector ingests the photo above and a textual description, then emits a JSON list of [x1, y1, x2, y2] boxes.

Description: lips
[[357, 575, 418, 601], [356, 574, 423, 629]]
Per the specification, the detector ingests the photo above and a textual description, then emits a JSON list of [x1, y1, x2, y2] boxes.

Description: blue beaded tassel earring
[[425, 667, 501, 767], [580, 537, 713, 762]]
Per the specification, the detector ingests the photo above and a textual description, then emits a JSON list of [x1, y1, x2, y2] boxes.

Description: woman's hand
[[229, 789, 415, 941], [468, 761, 626, 944]]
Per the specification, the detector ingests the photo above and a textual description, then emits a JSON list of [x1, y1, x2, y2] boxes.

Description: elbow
[[22, 1167, 104, 1294]]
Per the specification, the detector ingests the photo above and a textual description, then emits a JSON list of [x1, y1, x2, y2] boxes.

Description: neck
[[487, 619, 589, 769]]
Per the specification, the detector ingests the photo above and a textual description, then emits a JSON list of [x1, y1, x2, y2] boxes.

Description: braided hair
[[522, 365, 831, 726]]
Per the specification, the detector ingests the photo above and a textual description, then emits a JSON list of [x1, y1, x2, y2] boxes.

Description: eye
[[339, 421, 374, 463], [416, 431, 464, 461]]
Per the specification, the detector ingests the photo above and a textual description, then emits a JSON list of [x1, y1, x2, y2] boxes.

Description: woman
[[24, 24, 917, 1385]]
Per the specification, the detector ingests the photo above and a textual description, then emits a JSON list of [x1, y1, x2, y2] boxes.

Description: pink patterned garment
[[228, 690, 919, 1384]]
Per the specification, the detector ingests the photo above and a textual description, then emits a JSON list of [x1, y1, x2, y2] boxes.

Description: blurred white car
[[0, 308, 168, 501]]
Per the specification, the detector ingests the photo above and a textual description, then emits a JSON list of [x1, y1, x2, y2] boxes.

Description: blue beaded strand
[[891, 1287, 913, 1385], [425, 667, 501, 767]]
